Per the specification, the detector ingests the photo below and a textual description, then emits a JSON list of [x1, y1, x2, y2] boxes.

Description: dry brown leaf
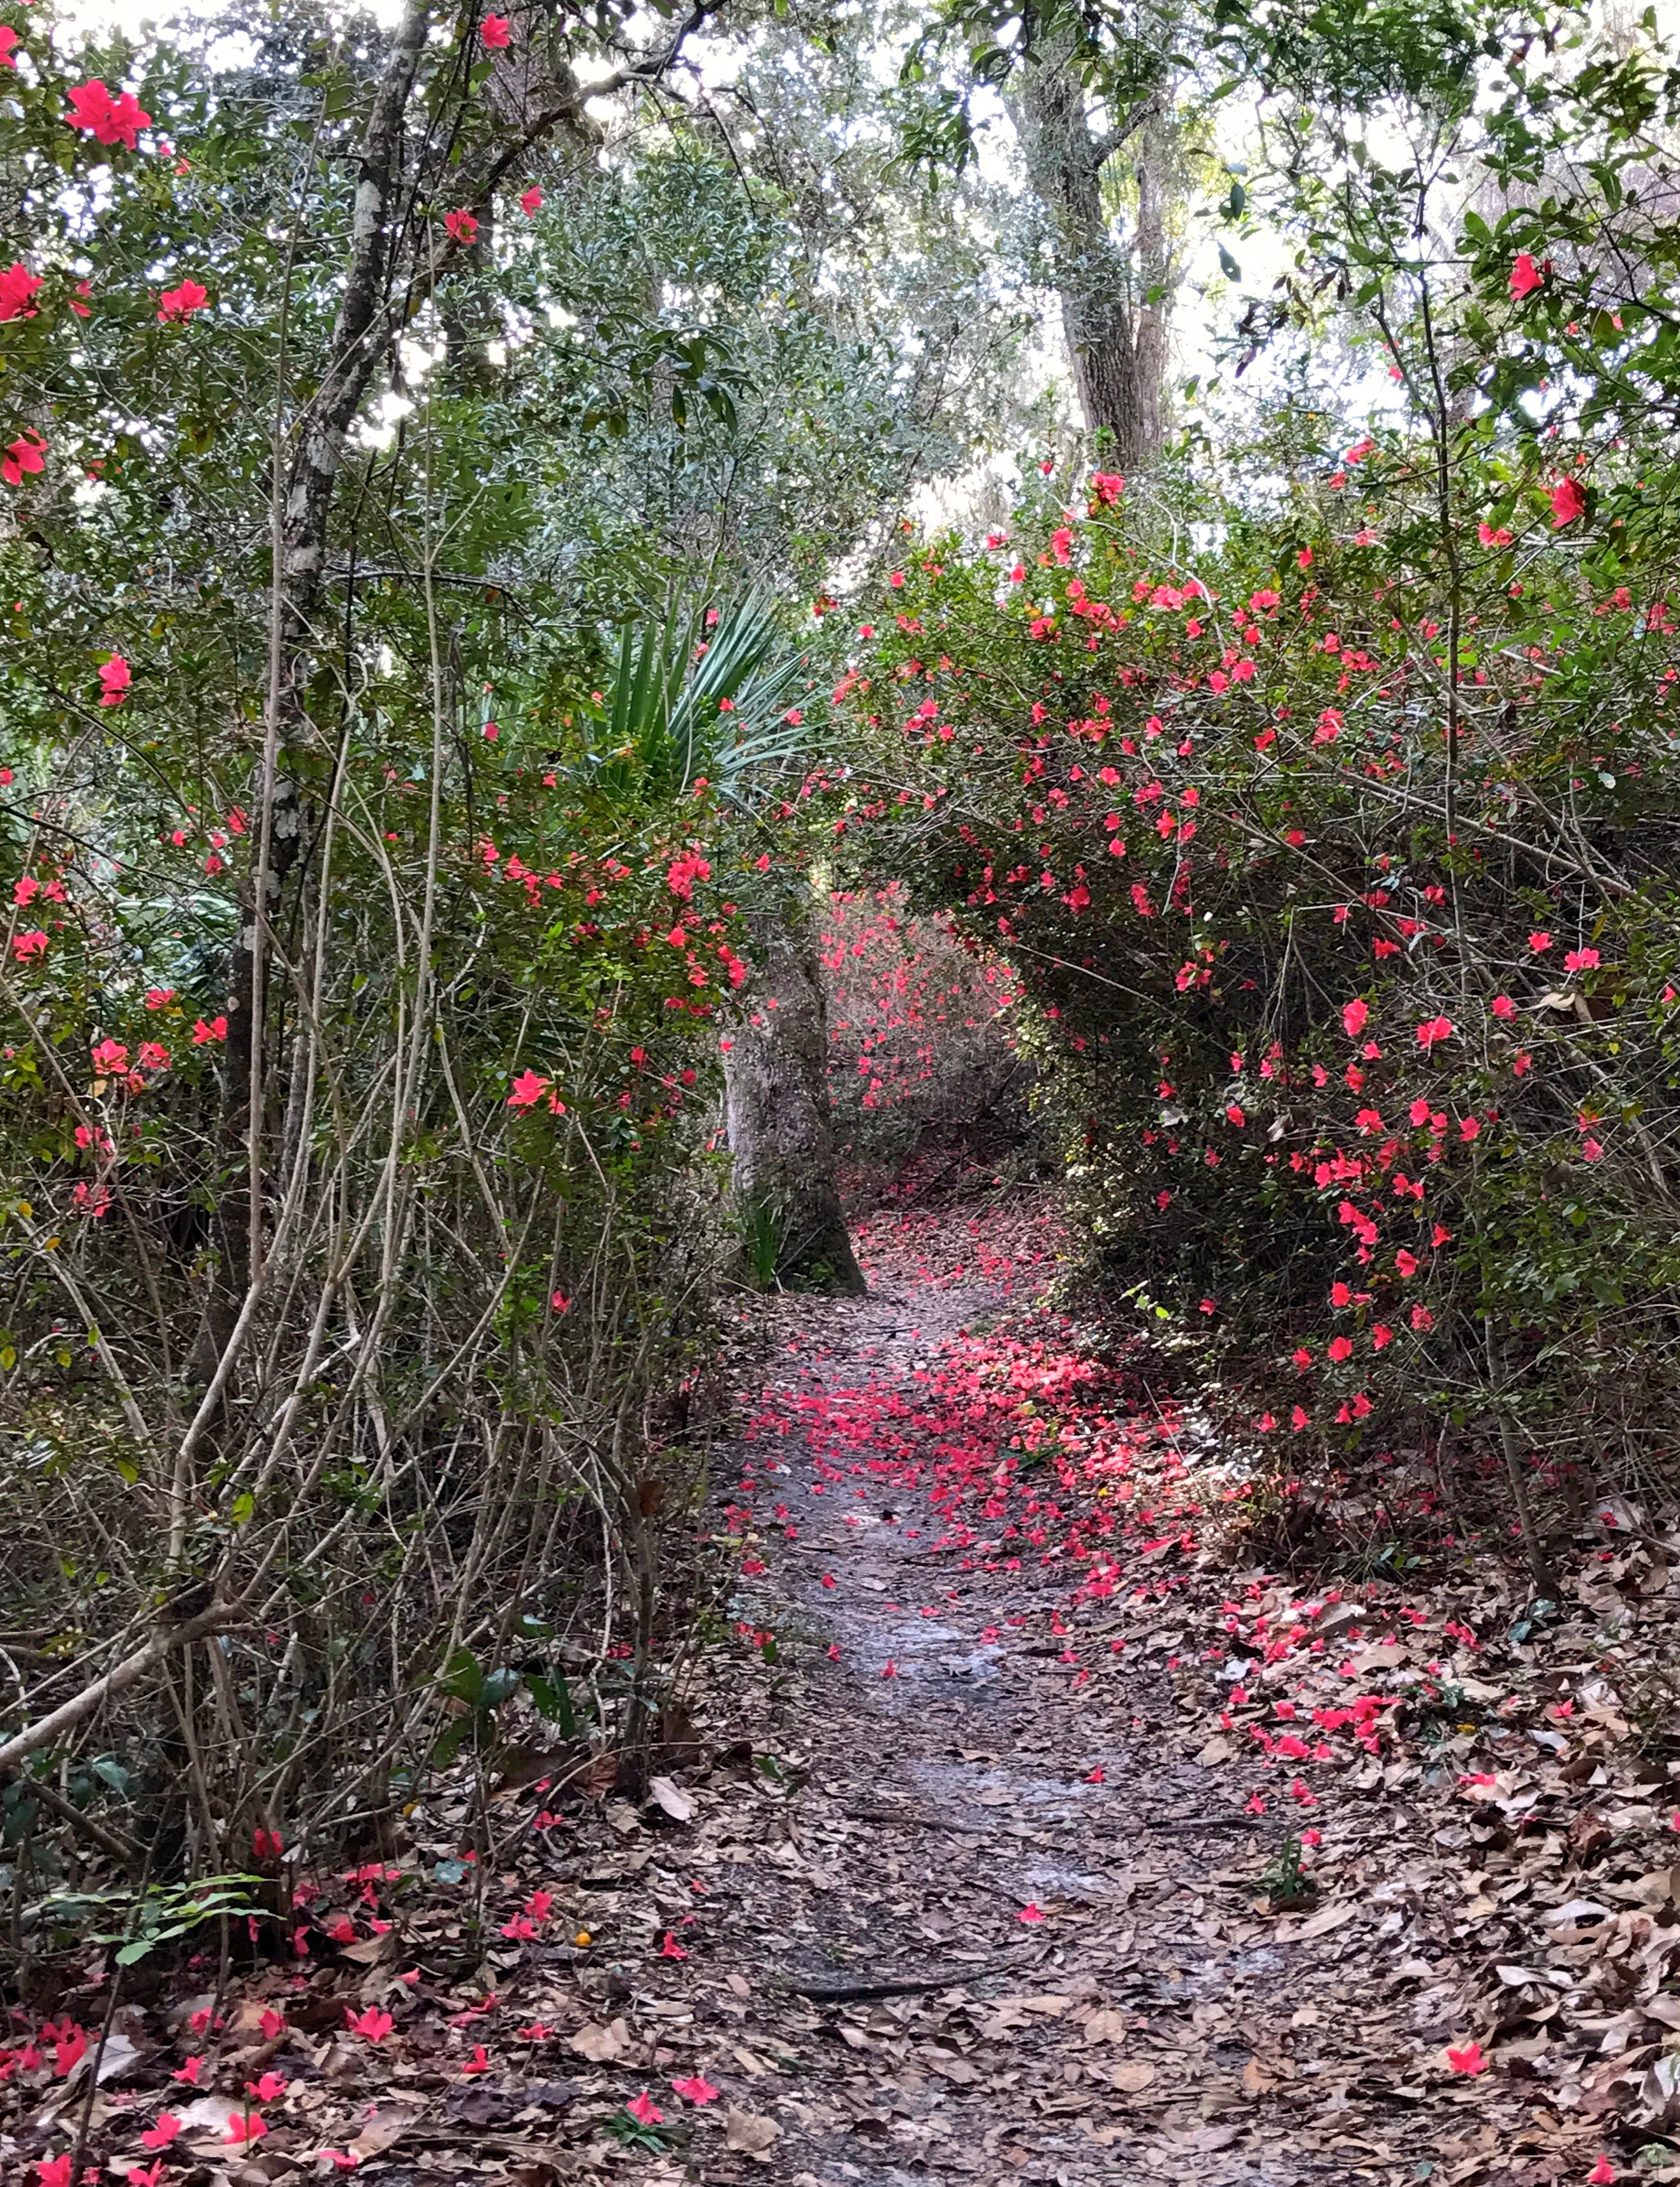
[[1109, 2061, 1157, 2094], [350, 2099, 427, 2158], [725, 2105, 781, 2154], [647, 1774, 695, 1824], [568, 2017, 630, 2062], [1282, 1898, 1362, 1941]]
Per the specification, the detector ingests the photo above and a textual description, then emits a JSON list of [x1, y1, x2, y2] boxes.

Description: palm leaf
[[584, 594, 818, 807]]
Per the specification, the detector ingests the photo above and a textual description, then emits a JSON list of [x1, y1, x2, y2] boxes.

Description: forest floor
[[10, 1189, 1680, 2187]]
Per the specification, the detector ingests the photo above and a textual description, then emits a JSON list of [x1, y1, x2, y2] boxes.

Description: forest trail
[[681, 1197, 1514, 2187], [10, 1194, 1642, 2187]]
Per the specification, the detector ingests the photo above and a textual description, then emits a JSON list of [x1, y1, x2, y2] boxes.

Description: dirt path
[[12, 1198, 1644, 2187], [684, 1209, 1422, 2187]]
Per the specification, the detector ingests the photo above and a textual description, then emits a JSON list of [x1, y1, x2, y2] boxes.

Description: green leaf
[[527, 1672, 578, 1739], [439, 1646, 484, 1707]]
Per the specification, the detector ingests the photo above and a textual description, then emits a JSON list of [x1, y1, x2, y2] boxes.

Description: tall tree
[[1009, 26, 1175, 466], [895, 0, 1184, 465]]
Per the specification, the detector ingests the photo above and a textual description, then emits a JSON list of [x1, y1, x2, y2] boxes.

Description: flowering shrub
[[818, 885, 1030, 1179], [0, 4, 807, 1879], [834, 436, 1680, 1520]]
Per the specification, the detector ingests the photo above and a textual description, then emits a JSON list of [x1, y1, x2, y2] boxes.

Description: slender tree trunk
[[1011, 31, 1174, 469], [193, 0, 714, 1380], [724, 897, 865, 1295], [192, 1, 431, 1387]]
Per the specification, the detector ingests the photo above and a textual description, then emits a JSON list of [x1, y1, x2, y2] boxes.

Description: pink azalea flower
[[0, 261, 42, 321], [66, 80, 152, 150], [1551, 476, 1587, 527], [158, 278, 209, 323], [3, 431, 45, 484]]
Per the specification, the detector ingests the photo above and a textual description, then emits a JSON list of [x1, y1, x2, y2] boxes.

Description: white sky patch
[[55, 0, 409, 33]]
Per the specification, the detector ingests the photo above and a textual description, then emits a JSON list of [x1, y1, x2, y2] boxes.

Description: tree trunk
[[724, 898, 866, 1295], [191, 0, 714, 1382], [191, 0, 432, 1387], [1011, 31, 1174, 469]]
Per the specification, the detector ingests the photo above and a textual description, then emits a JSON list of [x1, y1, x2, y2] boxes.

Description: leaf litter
[[4, 1189, 1678, 2186]]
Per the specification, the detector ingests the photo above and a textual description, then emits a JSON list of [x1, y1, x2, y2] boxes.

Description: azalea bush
[[0, 0, 930, 1910], [831, 9, 1680, 1549]]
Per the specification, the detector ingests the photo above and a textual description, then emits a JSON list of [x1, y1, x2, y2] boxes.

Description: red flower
[[445, 209, 479, 246], [1341, 998, 1368, 1038], [1445, 2040, 1487, 2075], [481, 13, 512, 45], [0, 26, 18, 67], [99, 655, 131, 707], [0, 262, 42, 321], [1550, 476, 1587, 527], [66, 80, 152, 150], [3, 431, 46, 484], [627, 2091, 665, 2126], [1508, 253, 1544, 298], [158, 278, 208, 323], [520, 185, 543, 215], [670, 2074, 719, 2103], [507, 1068, 550, 1108], [1414, 1015, 1454, 1051]]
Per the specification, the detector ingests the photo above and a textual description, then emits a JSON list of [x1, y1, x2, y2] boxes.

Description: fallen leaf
[[350, 2099, 427, 2158], [569, 2019, 630, 2062], [725, 2105, 781, 2154], [1109, 2060, 1157, 2093], [647, 1775, 695, 1824], [1283, 1898, 1362, 1941]]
